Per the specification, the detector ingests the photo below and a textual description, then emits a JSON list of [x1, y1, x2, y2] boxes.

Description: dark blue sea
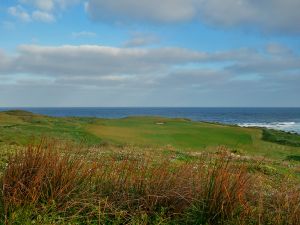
[[1, 107, 300, 134]]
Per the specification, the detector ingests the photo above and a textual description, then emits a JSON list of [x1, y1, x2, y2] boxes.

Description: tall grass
[[1, 143, 300, 224]]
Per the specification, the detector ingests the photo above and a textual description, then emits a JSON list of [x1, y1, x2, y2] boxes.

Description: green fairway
[[87, 117, 253, 148], [0, 110, 300, 161]]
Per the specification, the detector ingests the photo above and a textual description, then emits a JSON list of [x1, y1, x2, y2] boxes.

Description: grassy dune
[[0, 110, 300, 224]]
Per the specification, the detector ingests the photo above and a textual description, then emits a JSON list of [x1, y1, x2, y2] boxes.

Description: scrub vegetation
[[262, 129, 300, 147], [0, 110, 300, 224]]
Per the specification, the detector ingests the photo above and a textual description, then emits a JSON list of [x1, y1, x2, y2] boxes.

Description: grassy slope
[[0, 110, 101, 146], [0, 110, 300, 161], [87, 116, 300, 161]]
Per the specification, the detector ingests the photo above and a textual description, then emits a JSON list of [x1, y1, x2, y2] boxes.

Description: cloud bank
[[0, 44, 299, 79], [0, 44, 299, 106], [86, 0, 300, 33], [8, 0, 300, 34]]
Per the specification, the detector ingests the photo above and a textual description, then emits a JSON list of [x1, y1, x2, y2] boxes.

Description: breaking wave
[[238, 122, 300, 134]]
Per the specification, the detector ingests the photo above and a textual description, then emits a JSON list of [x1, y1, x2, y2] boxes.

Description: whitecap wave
[[238, 122, 300, 134]]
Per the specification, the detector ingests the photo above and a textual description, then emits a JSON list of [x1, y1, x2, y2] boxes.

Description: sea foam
[[238, 122, 300, 134]]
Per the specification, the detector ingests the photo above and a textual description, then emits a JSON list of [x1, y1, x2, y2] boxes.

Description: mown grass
[[87, 117, 253, 148], [1, 142, 300, 224]]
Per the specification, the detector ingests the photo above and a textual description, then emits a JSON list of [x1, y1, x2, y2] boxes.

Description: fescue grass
[[1, 142, 300, 224]]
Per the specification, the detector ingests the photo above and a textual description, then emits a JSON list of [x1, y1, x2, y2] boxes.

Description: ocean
[[1, 107, 300, 134]]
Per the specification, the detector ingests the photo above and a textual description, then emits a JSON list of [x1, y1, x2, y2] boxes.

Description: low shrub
[[262, 129, 300, 147]]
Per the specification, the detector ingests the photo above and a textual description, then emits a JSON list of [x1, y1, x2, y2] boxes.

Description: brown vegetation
[[1, 142, 300, 224]]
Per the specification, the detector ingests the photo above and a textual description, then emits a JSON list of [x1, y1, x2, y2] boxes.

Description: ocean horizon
[[1, 107, 300, 134]]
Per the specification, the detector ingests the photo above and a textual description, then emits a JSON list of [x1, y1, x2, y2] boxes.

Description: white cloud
[[86, 0, 196, 23], [20, 0, 54, 11], [123, 32, 160, 47], [19, 0, 81, 11], [8, 5, 31, 22], [0, 44, 299, 106], [12, 0, 300, 33], [0, 44, 299, 89], [32, 11, 55, 22], [8, 0, 81, 23], [265, 43, 293, 56], [8, 5, 55, 23], [85, 0, 300, 34], [0, 50, 10, 68], [7, 45, 205, 76]]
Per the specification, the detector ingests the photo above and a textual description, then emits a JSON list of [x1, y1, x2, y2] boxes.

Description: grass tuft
[[1, 142, 300, 224]]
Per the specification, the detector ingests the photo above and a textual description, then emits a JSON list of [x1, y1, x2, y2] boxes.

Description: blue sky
[[0, 0, 299, 107]]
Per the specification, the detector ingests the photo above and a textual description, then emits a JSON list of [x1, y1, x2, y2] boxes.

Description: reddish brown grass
[[1, 143, 300, 224], [2, 143, 93, 212]]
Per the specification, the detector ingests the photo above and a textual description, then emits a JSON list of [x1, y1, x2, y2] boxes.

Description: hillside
[[0, 110, 300, 224], [0, 110, 300, 161]]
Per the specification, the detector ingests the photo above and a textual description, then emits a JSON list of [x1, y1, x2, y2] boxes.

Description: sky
[[0, 0, 300, 107]]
